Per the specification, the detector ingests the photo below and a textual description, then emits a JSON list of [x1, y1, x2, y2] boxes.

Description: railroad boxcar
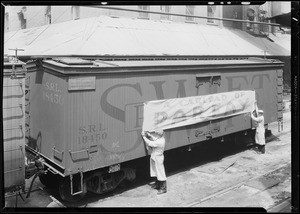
[[25, 57, 284, 201], [3, 56, 26, 194]]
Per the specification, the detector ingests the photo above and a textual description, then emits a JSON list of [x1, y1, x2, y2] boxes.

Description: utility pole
[[8, 48, 25, 62]]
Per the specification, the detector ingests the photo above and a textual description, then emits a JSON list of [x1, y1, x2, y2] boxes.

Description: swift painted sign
[[143, 90, 256, 131]]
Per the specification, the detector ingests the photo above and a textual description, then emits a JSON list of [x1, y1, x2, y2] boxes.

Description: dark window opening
[[160, 6, 171, 20], [72, 6, 80, 20], [5, 12, 9, 31], [45, 6, 51, 24], [17, 8, 27, 29], [246, 8, 255, 30], [186, 6, 195, 22], [207, 6, 216, 23]]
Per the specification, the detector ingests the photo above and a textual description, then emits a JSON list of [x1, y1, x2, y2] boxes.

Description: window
[[138, 6, 150, 19], [207, 5, 216, 24], [258, 9, 268, 33], [160, 6, 171, 20], [5, 12, 9, 31], [17, 6, 27, 29], [246, 8, 255, 30], [72, 6, 80, 20], [185, 6, 195, 22], [45, 6, 51, 24]]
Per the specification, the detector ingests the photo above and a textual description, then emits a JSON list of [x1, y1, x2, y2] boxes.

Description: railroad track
[[187, 161, 291, 207], [5, 110, 291, 208]]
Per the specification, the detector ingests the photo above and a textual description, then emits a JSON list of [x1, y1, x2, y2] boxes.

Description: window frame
[[160, 5, 171, 20], [45, 6, 51, 24], [72, 6, 80, 20], [207, 5, 217, 24], [17, 8, 27, 29], [5, 12, 9, 31], [185, 5, 195, 23], [138, 5, 150, 19]]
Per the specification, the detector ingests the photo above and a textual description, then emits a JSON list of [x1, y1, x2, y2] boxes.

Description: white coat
[[251, 113, 265, 146], [142, 135, 167, 181]]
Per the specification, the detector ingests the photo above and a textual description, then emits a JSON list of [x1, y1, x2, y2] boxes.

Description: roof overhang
[[266, 12, 291, 27]]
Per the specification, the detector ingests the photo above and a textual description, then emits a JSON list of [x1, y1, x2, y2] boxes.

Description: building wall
[[222, 5, 244, 29], [5, 4, 288, 33], [4, 5, 224, 32]]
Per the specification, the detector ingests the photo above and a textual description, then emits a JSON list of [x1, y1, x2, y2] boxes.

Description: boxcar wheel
[[59, 177, 86, 203], [39, 171, 61, 189]]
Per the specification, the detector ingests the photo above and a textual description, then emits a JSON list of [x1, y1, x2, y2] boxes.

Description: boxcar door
[[191, 74, 222, 143]]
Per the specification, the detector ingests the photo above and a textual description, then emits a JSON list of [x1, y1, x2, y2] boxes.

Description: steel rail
[[187, 161, 291, 207]]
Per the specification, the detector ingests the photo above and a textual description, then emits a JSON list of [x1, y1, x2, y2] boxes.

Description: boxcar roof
[[92, 58, 283, 67], [4, 16, 290, 57], [40, 57, 284, 74], [3, 58, 26, 75], [3, 57, 25, 69]]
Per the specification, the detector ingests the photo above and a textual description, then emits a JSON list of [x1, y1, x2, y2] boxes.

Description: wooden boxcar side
[[3, 57, 26, 192], [26, 58, 284, 177]]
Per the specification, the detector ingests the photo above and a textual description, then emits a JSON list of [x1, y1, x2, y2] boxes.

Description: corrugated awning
[[266, 12, 291, 27], [4, 15, 290, 57]]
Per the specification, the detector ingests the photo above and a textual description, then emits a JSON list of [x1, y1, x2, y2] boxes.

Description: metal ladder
[[25, 75, 31, 147], [277, 69, 284, 132]]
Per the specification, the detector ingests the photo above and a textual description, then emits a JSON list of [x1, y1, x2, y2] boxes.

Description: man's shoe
[[151, 180, 160, 189], [261, 146, 266, 154], [251, 147, 260, 154], [157, 181, 167, 195], [257, 145, 265, 154], [157, 189, 167, 195]]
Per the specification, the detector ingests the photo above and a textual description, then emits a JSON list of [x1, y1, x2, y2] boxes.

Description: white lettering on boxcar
[[78, 123, 108, 145], [43, 82, 63, 105], [112, 141, 120, 149], [108, 152, 125, 162]]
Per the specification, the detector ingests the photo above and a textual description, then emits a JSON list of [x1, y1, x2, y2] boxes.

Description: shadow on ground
[[40, 130, 280, 207]]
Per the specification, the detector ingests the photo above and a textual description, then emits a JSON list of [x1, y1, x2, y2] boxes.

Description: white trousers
[[150, 154, 167, 181], [255, 127, 265, 145]]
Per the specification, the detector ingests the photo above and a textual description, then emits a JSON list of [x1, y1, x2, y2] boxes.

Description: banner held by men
[[142, 90, 256, 131]]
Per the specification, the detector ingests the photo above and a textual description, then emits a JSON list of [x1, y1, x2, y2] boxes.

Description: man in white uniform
[[251, 109, 266, 154], [141, 129, 167, 195]]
